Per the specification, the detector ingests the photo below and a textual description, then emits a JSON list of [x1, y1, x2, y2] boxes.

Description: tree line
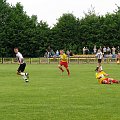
[[1, 0, 120, 57]]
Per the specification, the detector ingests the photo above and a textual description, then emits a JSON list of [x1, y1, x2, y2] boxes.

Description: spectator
[[85, 47, 89, 55], [107, 47, 111, 55], [103, 46, 107, 57], [69, 50, 73, 56], [116, 52, 120, 64], [56, 50, 59, 57], [44, 52, 48, 58], [83, 47, 86, 54], [51, 49, 55, 57], [46, 46, 51, 58], [93, 45, 97, 54], [112, 46, 116, 58], [66, 50, 70, 57], [112, 46, 116, 55], [117, 46, 120, 53]]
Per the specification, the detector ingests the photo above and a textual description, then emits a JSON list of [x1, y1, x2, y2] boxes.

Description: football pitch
[[0, 64, 120, 120]]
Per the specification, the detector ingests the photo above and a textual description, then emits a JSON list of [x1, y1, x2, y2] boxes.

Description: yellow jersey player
[[58, 50, 70, 76], [96, 67, 120, 84]]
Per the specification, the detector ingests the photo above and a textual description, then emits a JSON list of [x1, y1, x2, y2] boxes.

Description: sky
[[7, 0, 120, 27]]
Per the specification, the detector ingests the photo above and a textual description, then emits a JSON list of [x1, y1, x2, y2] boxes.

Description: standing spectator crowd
[[83, 46, 120, 58], [44, 46, 73, 58]]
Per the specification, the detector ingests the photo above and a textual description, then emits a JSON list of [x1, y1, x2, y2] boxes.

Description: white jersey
[[16, 52, 24, 64], [96, 52, 103, 59]]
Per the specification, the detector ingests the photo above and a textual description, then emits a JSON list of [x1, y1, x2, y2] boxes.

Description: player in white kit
[[95, 49, 103, 71], [14, 48, 29, 82]]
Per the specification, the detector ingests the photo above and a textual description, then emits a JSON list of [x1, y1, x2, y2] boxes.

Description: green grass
[[0, 63, 120, 120]]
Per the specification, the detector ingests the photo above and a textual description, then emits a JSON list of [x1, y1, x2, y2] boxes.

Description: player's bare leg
[[66, 67, 70, 76], [95, 63, 102, 71], [58, 65, 64, 72], [95, 63, 99, 71], [103, 78, 120, 84], [109, 78, 120, 84]]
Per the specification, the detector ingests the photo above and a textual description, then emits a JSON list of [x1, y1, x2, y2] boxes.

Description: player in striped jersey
[[14, 48, 29, 82], [95, 49, 103, 71]]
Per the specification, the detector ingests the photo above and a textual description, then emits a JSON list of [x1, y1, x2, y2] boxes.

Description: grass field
[[0, 63, 120, 120]]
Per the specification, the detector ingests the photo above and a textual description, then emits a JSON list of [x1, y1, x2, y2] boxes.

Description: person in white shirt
[[103, 46, 107, 57], [83, 47, 86, 54], [95, 49, 103, 71], [93, 45, 97, 54], [14, 48, 29, 82]]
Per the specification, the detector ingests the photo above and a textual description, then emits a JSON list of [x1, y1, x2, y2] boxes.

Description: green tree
[[51, 13, 80, 54]]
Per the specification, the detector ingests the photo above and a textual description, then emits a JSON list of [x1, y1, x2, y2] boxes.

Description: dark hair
[[14, 47, 18, 49], [96, 67, 99, 71], [95, 67, 100, 72]]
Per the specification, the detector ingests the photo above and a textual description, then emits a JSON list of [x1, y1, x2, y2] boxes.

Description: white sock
[[22, 75, 27, 80], [20, 72, 25, 76]]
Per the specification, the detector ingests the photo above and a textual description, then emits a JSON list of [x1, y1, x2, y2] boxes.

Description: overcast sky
[[7, 0, 120, 27]]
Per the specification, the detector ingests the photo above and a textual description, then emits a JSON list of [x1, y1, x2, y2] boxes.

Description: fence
[[0, 57, 117, 64]]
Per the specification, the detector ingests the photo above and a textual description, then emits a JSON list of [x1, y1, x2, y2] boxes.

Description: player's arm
[[105, 74, 109, 76], [95, 53, 98, 58], [103, 71, 109, 76], [16, 57, 20, 64], [59, 55, 62, 60]]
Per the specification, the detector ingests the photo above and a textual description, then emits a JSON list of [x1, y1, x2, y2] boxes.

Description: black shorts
[[98, 59, 102, 63], [17, 63, 26, 72]]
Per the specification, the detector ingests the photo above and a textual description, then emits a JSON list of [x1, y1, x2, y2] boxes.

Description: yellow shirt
[[60, 53, 67, 62], [96, 71, 107, 84]]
